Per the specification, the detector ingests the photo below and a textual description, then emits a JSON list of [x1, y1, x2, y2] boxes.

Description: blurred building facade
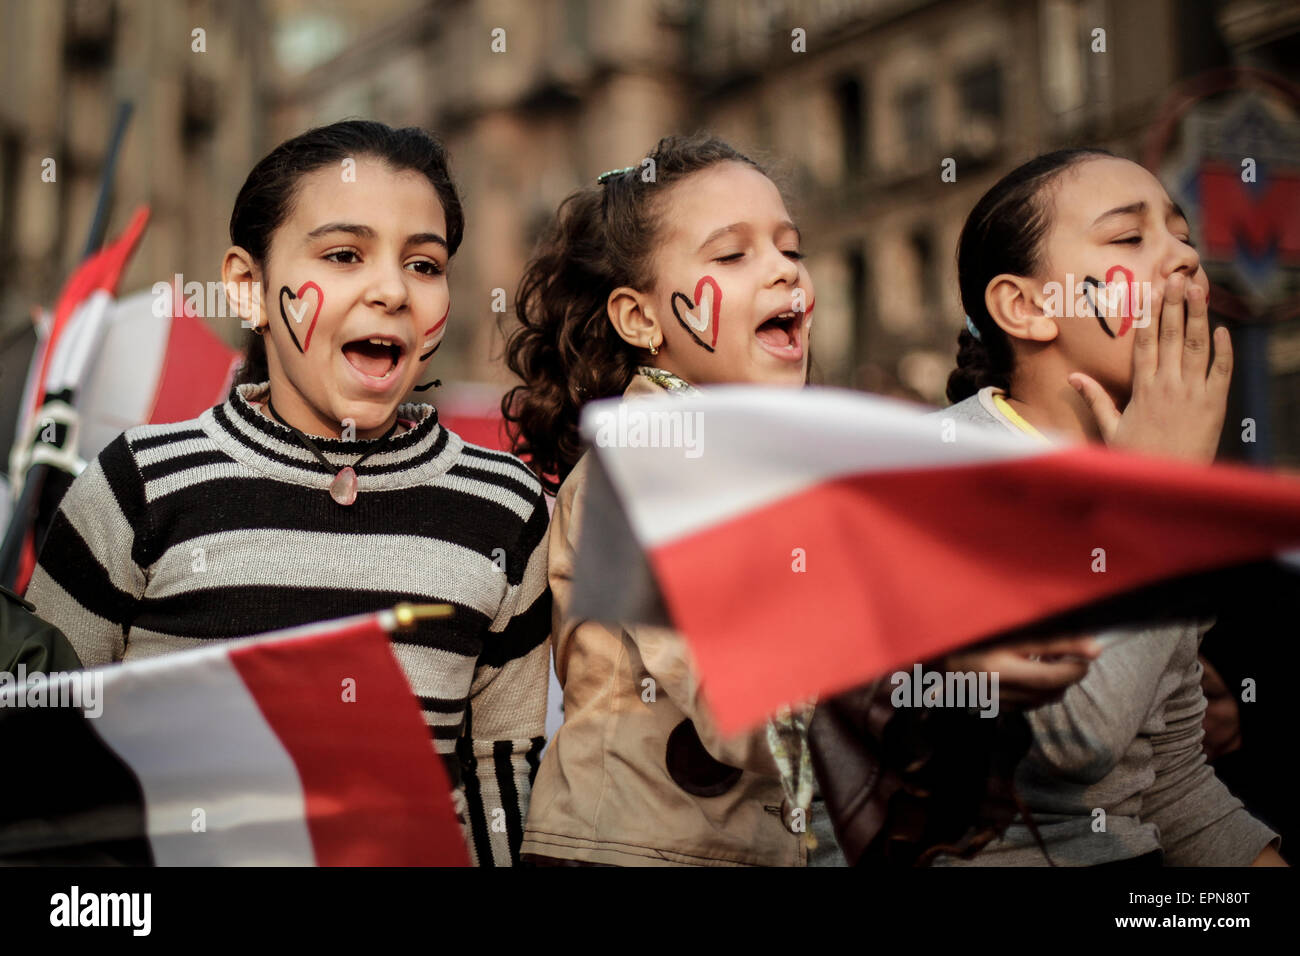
[[0, 0, 268, 343], [2, 0, 1297, 462]]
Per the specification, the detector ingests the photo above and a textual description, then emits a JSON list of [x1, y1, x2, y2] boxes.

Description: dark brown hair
[[229, 121, 464, 385], [501, 133, 765, 493], [947, 147, 1116, 404]]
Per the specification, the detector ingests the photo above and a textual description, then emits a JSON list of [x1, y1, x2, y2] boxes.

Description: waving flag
[[0, 608, 468, 866], [571, 387, 1300, 734], [3, 225, 241, 593], [1, 207, 152, 589]]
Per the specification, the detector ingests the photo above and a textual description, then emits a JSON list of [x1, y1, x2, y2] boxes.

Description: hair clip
[[596, 166, 635, 185], [964, 314, 983, 342]]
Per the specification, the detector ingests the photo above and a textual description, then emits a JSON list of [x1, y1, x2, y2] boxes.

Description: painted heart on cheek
[[1107, 265, 1137, 338], [671, 276, 722, 352], [278, 282, 324, 353], [1082, 266, 1139, 339]]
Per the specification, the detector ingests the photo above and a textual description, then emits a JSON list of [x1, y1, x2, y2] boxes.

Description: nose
[[365, 260, 410, 314], [1167, 229, 1201, 282], [766, 243, 800, 288]]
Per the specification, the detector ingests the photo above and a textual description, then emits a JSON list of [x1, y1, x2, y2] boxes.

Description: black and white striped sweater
[[24, 382, 551, 867]]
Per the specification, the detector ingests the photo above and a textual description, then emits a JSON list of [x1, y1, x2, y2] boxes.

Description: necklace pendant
[[330, 466, 358, 506]]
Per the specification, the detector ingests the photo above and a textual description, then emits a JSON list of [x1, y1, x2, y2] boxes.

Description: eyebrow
[[696, 220, 802, 252], [307, 222, 376, 240], [306, 222, 448, 249], [1091, 200, 1190, 227]]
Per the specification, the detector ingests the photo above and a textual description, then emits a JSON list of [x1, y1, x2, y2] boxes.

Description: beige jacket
[[521, 375, 805, 866]]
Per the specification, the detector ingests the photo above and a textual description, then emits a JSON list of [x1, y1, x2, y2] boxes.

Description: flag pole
[[380, 603, 455, 633], [81, 102, 133, 259]]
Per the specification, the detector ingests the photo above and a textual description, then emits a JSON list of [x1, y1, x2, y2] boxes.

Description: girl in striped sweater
[[24, 121, 551, 867]]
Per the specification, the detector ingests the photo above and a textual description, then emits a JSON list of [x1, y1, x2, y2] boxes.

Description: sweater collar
[[203, 381, 456, 486]]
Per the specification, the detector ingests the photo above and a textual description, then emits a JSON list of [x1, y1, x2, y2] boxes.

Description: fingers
[[1068, 372, 1121, 442], [1181, 282, 1210, 381], [1012, 635, 1102, 661], [1209, 325, 1233, 396], [993, 652, 1092, 692], [1132, 278, 1160, 381], [1157, 272, 1186, 378]]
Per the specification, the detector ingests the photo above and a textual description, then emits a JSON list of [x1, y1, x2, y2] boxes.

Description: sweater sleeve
[[1023, 625, 1181, 783], [1140, 625, 1279, 865], [456, 485, 551, 866], [22, 434, 148, 666]]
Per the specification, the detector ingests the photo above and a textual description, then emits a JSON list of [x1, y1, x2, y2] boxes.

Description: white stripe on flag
[[88, 644, 316, 866], [581, 385, 1042, 546]]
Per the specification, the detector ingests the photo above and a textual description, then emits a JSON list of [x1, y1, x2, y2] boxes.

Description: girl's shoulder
[[447, 432, 545, 502], [105, 410, 216, 469], [937, 387, 1002, 427]]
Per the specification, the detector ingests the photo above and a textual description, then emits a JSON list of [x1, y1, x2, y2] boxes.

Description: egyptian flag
[[570, 386, 1300, 734], [6, 209, 243, 592], [0, 610, 468, 865]]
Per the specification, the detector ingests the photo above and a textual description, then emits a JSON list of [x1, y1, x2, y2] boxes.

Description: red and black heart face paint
[[419, 303, 450, 361], [279, 281, 324, 352], [1082, 265, 1137, 339], [671, 276, 722, 352]]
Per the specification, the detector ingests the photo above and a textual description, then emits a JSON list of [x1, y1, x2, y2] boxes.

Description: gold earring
[[648, 339, 659, 355]]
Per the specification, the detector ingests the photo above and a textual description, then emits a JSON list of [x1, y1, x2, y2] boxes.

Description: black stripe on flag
[[990, 558, 1300, 646], [0, 701, 153, 865]]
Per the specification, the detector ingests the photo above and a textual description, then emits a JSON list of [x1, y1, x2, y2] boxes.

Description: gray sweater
[[931, 388, 1278, 865]]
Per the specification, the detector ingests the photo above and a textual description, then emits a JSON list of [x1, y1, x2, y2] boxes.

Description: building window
[[896, 84, 933, 156], [910, 226, 936, 317], [835, 74, 864, 177], [960, 61, 1002, 123], [957, 61, 1002, 156], [847, 243, 867, 334], [564, 0, 588, 56]]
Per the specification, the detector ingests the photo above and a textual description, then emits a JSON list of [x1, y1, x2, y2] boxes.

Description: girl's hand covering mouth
[[1068, 272, 1232, 463]]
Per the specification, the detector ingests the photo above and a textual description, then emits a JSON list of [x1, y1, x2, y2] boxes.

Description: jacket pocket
[[665, 718, 744, 797]]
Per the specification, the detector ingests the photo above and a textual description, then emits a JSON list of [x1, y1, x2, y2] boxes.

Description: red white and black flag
[[0, 611, 468, 865], [570, 387, 1300, 735]]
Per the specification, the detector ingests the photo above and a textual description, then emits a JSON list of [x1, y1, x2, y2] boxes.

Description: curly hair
[[501, 133, 766, 493]]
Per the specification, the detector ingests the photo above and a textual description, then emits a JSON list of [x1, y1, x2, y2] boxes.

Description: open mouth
[[755, 310, 802, 353], [341, 336, 406, 381]]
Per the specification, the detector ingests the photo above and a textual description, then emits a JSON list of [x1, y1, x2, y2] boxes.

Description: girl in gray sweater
[[934, 149, 1282, 866]]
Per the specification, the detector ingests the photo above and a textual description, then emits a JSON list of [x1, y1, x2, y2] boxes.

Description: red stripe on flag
[[651, 445, 1300, 734], [228, 618, 468, 865], [148, 311, 240, 424]]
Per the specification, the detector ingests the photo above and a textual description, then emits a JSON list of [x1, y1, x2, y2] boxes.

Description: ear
[[222, 246, 266, 329], [986, 273, 1058, 343], [606, 286, 662, 352]]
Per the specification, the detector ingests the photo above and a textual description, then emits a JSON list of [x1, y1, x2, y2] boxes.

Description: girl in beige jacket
[[502, 135, 819, 865]]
